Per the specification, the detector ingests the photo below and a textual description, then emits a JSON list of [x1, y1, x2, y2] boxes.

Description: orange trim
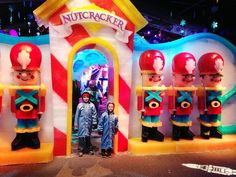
[[140, 119, 162, 127], [33, 0, 68, 22], [170, 119, 192, 127], [15, 126, 40, 133], [49, 5, 69, 25], [198, 117, 221, 127]]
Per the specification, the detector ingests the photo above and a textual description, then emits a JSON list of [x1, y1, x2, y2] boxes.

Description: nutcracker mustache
[[183, 78, 194, 82], [182, 75, 195, 83], [211, 77, 222, 82], [182, 74, 195, 83], [209, 73, 223, 82], [149, 75, 163, 82]]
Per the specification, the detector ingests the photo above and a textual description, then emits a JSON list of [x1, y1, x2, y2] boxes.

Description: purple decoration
[[9, 29, 18, 36], [0, 30, 7, 34]]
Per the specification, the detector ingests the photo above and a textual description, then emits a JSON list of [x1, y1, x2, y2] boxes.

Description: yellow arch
[[67, 37, 119, 155]]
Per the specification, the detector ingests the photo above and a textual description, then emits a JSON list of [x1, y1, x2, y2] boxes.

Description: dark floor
[[1, 149, 236, 177]]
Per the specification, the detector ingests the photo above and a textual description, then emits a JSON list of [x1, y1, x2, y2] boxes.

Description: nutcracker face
[[142, 74, 162, 87], [173, 73, 195, 87], [13, 69, 40, 85], [201, 73, 223, 87]]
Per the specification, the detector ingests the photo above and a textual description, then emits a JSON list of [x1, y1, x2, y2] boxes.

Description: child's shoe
[[101, 149, 106, 158], [78, 152, 83, 157]]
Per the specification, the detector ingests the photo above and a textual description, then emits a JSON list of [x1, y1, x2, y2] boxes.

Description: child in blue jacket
[[98, 102, 118, 157], [75, 91, 97, 157]]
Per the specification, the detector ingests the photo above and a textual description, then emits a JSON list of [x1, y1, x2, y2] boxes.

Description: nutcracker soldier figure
[[136, 50, 166, 142], [168, 52, 196, 141], [197, 52, 224, 139], [9, 42, 46, 150]]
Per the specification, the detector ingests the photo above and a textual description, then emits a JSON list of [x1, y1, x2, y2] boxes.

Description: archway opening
[[71, 49, 110, 154], [67, 37, 119, 155]]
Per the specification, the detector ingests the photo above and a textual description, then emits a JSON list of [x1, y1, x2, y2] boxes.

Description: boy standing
[[75, 91, 97, 156]]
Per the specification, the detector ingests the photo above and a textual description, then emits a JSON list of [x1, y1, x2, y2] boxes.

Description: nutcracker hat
[[172, 52, 196, 75], [139, 50, 165, 75], [198, 52, 224, 75], [10, 42, 42, 70]]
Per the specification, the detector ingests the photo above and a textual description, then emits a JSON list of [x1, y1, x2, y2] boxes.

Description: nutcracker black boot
[[181, 126, 194, 140], [141, 125, 149, 142], [149, 127, 164, 142], [11, 133, 27, 150], [27, 132, 40, 149], [200, 124, 210, 139], [172, 125, 181, 141], [210, 127, 222, 139]]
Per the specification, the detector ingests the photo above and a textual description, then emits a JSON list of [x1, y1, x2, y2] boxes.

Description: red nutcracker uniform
[[136, 50, 166, 142], [197, 52, 224, 139], [168, 52, 196, 141], [9, 42, 46, 150]]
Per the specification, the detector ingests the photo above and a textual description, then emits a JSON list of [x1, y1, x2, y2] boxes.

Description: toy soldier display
[[9, 42, 46, 150], [136, 50, 166, 142], [168, 52, 196, 141], [197, 52, 225, 139]]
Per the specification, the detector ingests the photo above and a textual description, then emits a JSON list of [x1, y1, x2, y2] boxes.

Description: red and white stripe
[[49, 0, 135, 155]]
